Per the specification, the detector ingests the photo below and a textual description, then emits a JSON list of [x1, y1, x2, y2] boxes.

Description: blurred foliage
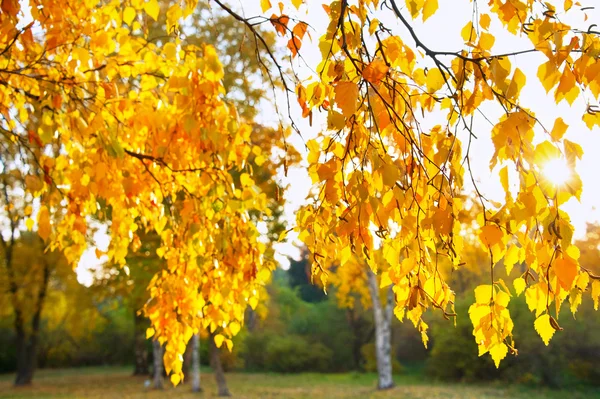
[[427, 294, 600, 387]]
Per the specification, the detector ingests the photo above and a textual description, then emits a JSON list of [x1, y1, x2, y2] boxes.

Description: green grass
[[0, 367, 599, 399]]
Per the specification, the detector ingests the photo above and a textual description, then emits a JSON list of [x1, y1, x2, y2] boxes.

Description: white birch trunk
[[152, 339, 164, 389], [191, 333, 202, 392], [366, 269, 395, 390]]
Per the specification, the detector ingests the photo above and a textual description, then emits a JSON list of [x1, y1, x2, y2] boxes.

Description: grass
[[1, 366, 599, 399]]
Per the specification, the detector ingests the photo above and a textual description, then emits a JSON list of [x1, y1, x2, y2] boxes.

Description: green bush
[[426, 295, 600, 387], [264, 335, 333, 372]]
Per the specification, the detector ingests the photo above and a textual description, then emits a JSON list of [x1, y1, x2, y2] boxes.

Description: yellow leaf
[[426, 68, 444, 92], [214, 334, 225, 348], [25, 218, 34, 231], [479, 32, 495, 51], [335, 82, 359, 117], [260, 0, 271, 12], [505, 68, 526, 99], [380, 271, 392, 288], [534, 314, 556, 346], [474, 285, 493, 304], [249, 296, 258, 310], [461, 21, 475, 43], [550, 118, 568, 142], [564, 0, 573, 11], [513, 277, 526, 296], [257, 267, 271, 282], [592, 280, 600, 310], [564, 139, 583, 163], [170, 373, 181, 386], [163, 42, 177, 60], [229, 321, 241, 336], [24, 205, 33, 216], [240, 173, 254, 187], [291, 0, 302, 9], [489, 342, 508, 368], [38, 206, 51, 241], [422, 0, 438, 21], [123, 7, 136, 26], [499, 165, 509, 194], [504, 245, 519, 275], [537, 61, 561, 93], [146, 328, 155, 339], [533, 140, 561, 167], [155, 217, 167, 234], [555, 66, 580, 105], [144, 0, 159, 21]]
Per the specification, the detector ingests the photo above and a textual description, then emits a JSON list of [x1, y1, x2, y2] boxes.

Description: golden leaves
[[489, 343, 508, 368], [469, 284, 513, 368], [425, 68, 445, 92], [123, 7, 136, 26], [144, 0, 160, 21], [479, 14, 491, 30], [163, 42, 177, 60], [203, 45, 224, 81], [422, 0, 438, 21], [146, 328, 155, 339], [555, 67, 580, 105], [534, 314, 556, 346], [405, 0, 438, 21], [260, 0, 271, 12], [537, 61, 561, 93], [550, 118, 568, 141], [513, 277, 526, 296], [461, 21, 476, 43]]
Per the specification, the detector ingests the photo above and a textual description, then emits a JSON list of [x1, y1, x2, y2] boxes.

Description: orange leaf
[[362, 59, 389, 84], [334, 82, 359, 117], [554, 257, 577, 290], [480, 225, 503, 248], [271, 14, 289, 36]]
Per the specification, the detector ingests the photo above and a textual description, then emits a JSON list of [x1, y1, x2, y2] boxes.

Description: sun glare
[[542, 158, 571, 186]]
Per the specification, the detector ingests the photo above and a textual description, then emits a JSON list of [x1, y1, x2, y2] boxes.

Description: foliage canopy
[[2, 0, 600, 382]]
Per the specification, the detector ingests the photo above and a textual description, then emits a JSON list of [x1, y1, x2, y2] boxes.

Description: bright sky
[[77, 0, 600, 284]]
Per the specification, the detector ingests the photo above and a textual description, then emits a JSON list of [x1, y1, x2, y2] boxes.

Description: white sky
[[77, 0, 600, 284]]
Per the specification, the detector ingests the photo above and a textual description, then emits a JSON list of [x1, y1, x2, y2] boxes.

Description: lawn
[[1, 367, 599, 399]]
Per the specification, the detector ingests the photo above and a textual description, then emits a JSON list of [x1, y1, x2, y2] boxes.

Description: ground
[[0, 367, 599, 399]]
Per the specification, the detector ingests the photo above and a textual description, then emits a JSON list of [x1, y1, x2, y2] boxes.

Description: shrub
[[264, 335, 333, 372], [426, 295, 600, 387]]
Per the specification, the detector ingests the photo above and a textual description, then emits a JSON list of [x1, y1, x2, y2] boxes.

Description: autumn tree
[[0, 228, 68, 385], [255, 0, 600, 371], [4, 0, 600, 387]]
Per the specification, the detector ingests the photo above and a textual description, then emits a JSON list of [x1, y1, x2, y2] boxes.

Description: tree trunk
[[14, 334, 38, 386], [152, 339, 164, 389], [191, 334, 202, 392], [133, 312, 149, 375], [244, 305, 257, 332], [366, 269, 394, 390], [14, 250, 50, 386], [182, 334, 194, 378], [209, 333, 231, 397]]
